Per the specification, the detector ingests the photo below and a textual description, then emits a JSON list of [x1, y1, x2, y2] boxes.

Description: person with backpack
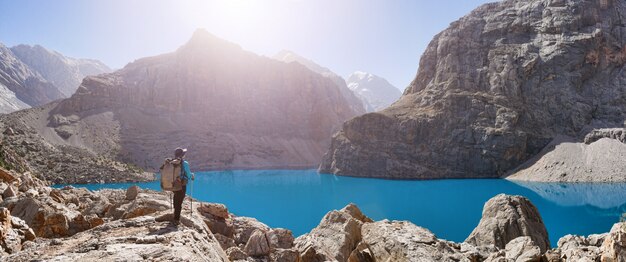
[[172, 147, 194, 223]]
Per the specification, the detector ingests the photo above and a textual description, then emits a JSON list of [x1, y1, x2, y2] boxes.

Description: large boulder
[[199, 203, 229, 219], [271, 248, 301, 262], [600, 222, 626, 261], [556, 234, 602, 261], [465, 194, 550, 252], [198, 203, 235, 238], [504, 236, 541, 262], [125, 185, 139, 201], [0, 207, 36, 255], [244, 229, 271, 256], [2, 186, 16, 199], [267, 228, 295, 249], [232, 216, 270, 245], [350, 220, 468, 261], [0, 168, 18, 184], [294, 204, 371, 262], [226, 246, 248, 261]]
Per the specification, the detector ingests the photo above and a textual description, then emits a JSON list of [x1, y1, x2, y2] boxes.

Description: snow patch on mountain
[[346, 71, 401, 111]]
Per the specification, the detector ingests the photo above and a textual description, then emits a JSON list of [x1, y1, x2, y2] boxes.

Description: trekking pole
[[190, 173, 194, 216]]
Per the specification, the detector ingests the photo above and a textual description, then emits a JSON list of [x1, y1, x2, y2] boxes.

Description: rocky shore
[[0, 167, 624, 261]]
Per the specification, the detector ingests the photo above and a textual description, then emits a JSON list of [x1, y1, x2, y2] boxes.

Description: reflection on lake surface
[[511, 181, 626, 209], [60, 169, 626, 246]]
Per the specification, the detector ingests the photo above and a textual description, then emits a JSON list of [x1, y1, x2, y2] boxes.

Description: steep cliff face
[[10, 44, 111, 97], [1, 30, 361, 177], [0, 44, 63, 112], [273, 50, 367, 114], [320, 0, 626, 179]]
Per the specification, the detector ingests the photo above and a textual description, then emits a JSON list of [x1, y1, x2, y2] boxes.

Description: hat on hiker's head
[[174, 147, 187, 158]]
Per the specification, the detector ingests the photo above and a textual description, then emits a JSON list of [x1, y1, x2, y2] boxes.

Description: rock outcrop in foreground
[[1, 167, 624, 261], [320, 0, 626, 179], [465, 194, 550, 253]]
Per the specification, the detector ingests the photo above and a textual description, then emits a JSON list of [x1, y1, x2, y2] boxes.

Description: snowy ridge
[[346, 71, 401, 111]]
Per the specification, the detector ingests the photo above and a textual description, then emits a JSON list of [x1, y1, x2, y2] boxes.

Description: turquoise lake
[[62, 169, 626, 247]]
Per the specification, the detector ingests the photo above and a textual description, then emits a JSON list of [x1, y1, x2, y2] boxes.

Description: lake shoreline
[[52, 169, 626, 247], [2, 169, 625, 261]]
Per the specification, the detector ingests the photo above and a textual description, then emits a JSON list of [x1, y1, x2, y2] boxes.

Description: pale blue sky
[[0, 0, 495, 90]]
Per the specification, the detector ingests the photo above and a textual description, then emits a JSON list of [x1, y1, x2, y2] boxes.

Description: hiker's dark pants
[[173, 185, 187, 221]]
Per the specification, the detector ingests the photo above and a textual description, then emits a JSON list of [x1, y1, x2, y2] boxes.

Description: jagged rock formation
[[351, 220, 473, 261], [0, 30, 362, 182], [0, 43, 63, 113], [294, 203, 372, 261], [346, 71, 401, 112], [553, 233, 608, 260], [584, 127, 626, 144], [10, 44, 111, 97], [320, 0, 626, 179], [273, 50, 366, 114], [0, 207, 36, 254]]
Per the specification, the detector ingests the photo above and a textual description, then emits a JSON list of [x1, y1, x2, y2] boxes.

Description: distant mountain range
[[272, 50, 401, 113], [0, 43, 111, 113], [11, 44, 111, 97]]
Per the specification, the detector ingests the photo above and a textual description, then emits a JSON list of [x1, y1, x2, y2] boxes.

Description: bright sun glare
[[176, 0, 265, 29]]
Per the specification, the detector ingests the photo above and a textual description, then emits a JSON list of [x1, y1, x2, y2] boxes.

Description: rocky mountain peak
[[346, 71, 372, 82], [9, 43, 111, 97], [177, 28, 243, 56], [0, 43, 64, 111], [346, 71, 401, 111]]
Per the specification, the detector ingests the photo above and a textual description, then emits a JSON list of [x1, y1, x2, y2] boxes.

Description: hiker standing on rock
[[173, 147, 194, 223]]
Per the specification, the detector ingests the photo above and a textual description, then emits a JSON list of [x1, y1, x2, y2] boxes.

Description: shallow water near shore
[[58, 169, 626, 247]]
